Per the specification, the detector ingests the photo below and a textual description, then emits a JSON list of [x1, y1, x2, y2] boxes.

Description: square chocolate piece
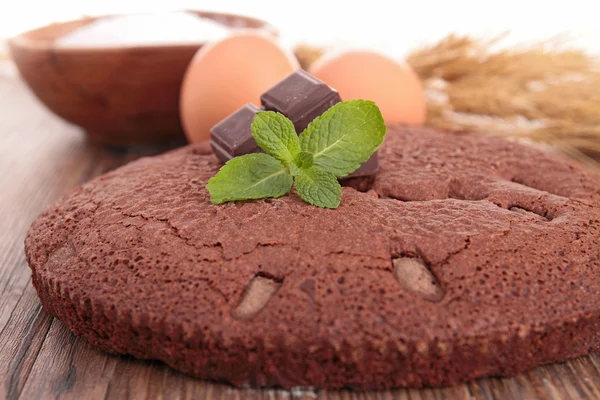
[[210, 104, 261, 162], [260, 70, 342, 133]]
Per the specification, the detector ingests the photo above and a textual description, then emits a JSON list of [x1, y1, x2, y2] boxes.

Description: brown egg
[[180, 31, 298, 143], [309, 51, 426, 125]]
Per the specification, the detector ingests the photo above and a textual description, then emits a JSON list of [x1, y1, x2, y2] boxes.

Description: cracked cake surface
[[24, 126, 600, 389]]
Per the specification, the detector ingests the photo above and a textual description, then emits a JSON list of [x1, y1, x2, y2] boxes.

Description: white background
[[1, 0, 600, 58]]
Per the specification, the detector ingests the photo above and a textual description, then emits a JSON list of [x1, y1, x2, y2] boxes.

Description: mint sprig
[[206, 154, 293, 204], [294, 167, 342, 209], [251, 111, 299, 168], [300, 100, 386, 176], [207, 100, 386, 209]]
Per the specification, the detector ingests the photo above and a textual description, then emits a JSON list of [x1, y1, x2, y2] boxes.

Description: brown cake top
[[25, 125, 600, 359]]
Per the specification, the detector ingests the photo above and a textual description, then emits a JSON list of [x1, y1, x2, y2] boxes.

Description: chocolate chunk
[[261, 70, 378, 178], [260, 69, 341, 133], [210, 104, 261, 162]]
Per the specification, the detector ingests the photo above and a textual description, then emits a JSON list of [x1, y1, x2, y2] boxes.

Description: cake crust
[[24, 126, 600, 389]]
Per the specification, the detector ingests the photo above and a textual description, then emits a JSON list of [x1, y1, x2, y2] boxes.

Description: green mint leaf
[[206, 153, 293, 204], [294, 167, 341, 209], [294, 151, 314, 169], [299, 99, 386, 177], [288, 163, 303, 177], [251, 111, 300, 168]]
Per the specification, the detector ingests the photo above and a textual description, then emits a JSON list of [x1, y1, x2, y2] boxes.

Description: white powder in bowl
[[55, 12, 230, 48]]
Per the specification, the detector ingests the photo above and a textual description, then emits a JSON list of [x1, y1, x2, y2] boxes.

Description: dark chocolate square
[[260, 70, 342, 133], [210, 104, 261, 162]]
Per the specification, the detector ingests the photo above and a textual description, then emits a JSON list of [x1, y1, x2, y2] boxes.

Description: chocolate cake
[[24, 126, 600, 389]]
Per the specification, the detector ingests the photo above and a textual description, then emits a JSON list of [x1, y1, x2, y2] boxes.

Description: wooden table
[[1, 60, 600, 400]]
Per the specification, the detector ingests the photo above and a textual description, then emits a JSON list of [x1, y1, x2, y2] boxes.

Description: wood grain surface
[[1, 59, 600, 400]]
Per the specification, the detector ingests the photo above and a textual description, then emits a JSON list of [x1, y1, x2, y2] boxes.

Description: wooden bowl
[[8, 11, 278, 146]]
